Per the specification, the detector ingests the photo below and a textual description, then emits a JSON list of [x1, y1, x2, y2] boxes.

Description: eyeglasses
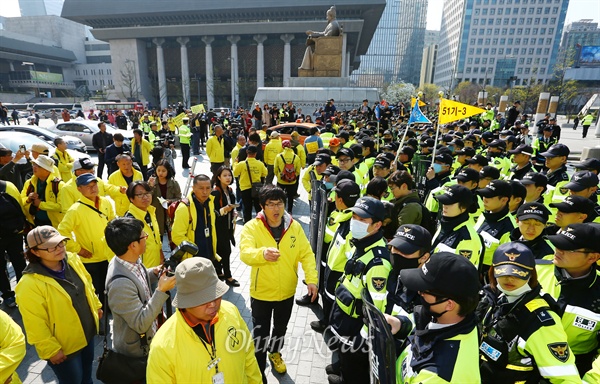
[[265, 202, 285, 209], [138, 233, 149, 242], [338, 158, 351, 164], [134, 192, 152, 198], [37, 239, 67, 252], [556, 249, 594, 256]]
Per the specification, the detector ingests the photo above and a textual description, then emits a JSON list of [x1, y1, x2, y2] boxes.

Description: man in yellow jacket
[[239, 185, 318, 381], [147, 257, 261, 383], [264, 131, 283, 184], [58, 173, 116, 306], [206, 124, 225, 176], [21, 155, 65, 227], [0, 309, 25, 384], [108, 154, 144, 216], [233, 145, 268, 223], [131, 128, 153, 179], [274, 140, 301, 214], [171, 174, 218, 266], [52, 137, 74, 182]]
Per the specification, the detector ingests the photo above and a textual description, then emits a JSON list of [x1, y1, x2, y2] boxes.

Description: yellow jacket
[[171, 193, 217, 259], [3, 180, 26, 216], [233, 158, 268, 191], [206, 135, 225, 163], [21, 175, 65, 227], [131, 138, 153, 166], [59, 176, 121, 211], [264, 138, 283, 165], [125, 203, 162, 267], [231, 143, 244, 166], [240, 212, 318, 301], [293, 143, 307, 168], [147, 302, 262, 384], [108, 169, 144, 216], [0, 309, 25, 384], [58, 195, 116, 263], [52, 149, 74, 182], [274, 148, 301, 185], [15, 253, 101, 360]]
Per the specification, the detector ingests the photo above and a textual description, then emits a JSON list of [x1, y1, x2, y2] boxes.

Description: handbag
[[96, 275, 148, 384], [246, 160, 263, 199]]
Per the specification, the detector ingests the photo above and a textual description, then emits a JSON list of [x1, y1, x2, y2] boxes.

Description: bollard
[[548, 96, 559, 118], [499, 95, 509, 114], [477, 91, 488, 106], [534, 92, 551, 125]]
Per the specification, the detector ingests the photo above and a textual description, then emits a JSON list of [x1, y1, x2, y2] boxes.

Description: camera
[[164, 241, 199, 276]]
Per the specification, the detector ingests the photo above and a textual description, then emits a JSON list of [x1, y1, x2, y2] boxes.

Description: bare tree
[[120, 61, 140, 101]]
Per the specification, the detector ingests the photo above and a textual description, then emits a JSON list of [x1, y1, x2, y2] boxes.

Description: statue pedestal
[[289, 77, 350, 87], [299, 36, 344, 77]]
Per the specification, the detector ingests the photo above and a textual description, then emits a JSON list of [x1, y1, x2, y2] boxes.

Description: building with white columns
[[61, 0, 385, 110]]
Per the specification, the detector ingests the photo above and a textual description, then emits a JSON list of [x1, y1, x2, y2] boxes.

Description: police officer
[[327, 197, 392, 384], [505, 202, 555, 259], [393, 252, 481, 383], [486, 139, 511, 179], [507, 144, 534, 180], [537, 223, 600, 374], [540, 143, 570, 187], [431, 184, 484, 267], [477, 242, 579, 383]]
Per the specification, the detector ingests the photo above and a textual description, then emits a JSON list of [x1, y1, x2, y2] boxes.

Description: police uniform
[[537, 224, 600, 374], [477, 242, 579, 383]]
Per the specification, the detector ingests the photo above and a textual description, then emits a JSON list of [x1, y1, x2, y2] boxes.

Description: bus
[[94, 101, 147, 112], [32, 103, 83, 112]]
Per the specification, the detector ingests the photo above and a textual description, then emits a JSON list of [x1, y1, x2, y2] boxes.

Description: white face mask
[[350, 219, 370, 240], [496, 281, 532, 302]]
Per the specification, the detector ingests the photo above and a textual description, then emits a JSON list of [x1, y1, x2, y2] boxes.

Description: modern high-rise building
[[19, 0, 64, 17], [420, 30, 440, 86], [561, 19, 600, 60], [352, 0, 427, 87], [434, 0, 569, 90]]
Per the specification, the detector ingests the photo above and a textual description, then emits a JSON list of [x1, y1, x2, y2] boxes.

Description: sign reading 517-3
[[439, 98, 486, 125]]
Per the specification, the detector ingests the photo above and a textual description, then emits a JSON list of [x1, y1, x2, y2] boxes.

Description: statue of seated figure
[[299, 6, 341, 71]]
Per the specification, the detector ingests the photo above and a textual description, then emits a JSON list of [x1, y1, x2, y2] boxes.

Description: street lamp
[[22, 61, 39, 98]]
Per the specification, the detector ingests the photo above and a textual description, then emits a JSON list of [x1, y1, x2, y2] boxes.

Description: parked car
[[47, 120, 133, 151], [0, 125, 87, 153], [0, 131, 90, 181], [266, 122, 317, 145]]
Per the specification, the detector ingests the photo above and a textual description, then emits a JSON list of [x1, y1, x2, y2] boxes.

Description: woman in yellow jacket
[[124, 180, 163, 267], [15, 226, 102, 384], [0, 309, 26, 384], [273, 140, 302, 214]]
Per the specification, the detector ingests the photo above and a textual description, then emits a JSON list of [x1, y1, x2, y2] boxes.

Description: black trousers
[[210, 162, 224, 177], [583, 124, 591, 139], [241, 189, 262, 223], [83, 260, 108, 307], [181, 143, 190, 168], [339, 343, 370, 384], [251, 297, 294, 381], [215, 239, 231, 278], [97, 152, 106, 179], [266, 165, 275, 185], [0, 234, 25, 299], [277, 182, 298, 213]]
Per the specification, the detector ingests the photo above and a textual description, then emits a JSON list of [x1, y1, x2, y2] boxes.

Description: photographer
[[104, 217, 175, 382]]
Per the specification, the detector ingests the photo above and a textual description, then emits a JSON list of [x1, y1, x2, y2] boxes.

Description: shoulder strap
[[79, 201, 108, 219], [245, 160, 254, 183], [0, 180, 5, 193]]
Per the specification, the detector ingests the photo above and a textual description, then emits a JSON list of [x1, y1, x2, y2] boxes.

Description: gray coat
[[105, 257, 168, 357]]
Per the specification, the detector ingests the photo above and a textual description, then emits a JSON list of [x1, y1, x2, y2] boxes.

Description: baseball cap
[[487, 139, 507, 149], [435, 184, 473, 206], [479, 166, 501, 180], [270, 131, 280, 138], [400, 252, 480, 300], [314, 154, 332, 166], [31, 143, 50, 154], [332, 170, 356, 184], [510, 180, 527, 201], [463, 134, 477, 142], [337, 131, 350, 140], [420, 138, 435, 148], [247, 145, 258, 154], [508, 144, 534, 156], [466, 154, 489, 166], [336, 147, 354, 159], [543, 125, 553, 132], [282, 140, 291, 148], [434, 152, 454, 166], [571, 158, 600, 173], [76, 173, 97, 187], [73, 157, 95, 172], [322, 165, 341, 176], [517, 202, 551, 223], [547, 223, 600, 253], [400, 146, 416, 158], [540, 144, 570, 158], [172, 258, 229, 308], [477, 180, 512, 198], [549, 195, 595, 214], [389, 225, 432, 255], [362, 139, 375, 149], [32, 155, 55, 173], [519, 172, 548, 187], [564, 171, 599, 192], [350, 196, 386, 222], [333, 179, 360, 200], [26, 225, 69, 250], [373, 157, 391, 169], [455, 168, 480, 183], [481, 131, 494, 142], [492, 242, 535, 280], [456, 147, 476, 157]]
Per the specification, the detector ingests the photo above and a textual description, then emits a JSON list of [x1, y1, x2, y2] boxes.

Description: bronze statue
[[299, 6, 341, 70]]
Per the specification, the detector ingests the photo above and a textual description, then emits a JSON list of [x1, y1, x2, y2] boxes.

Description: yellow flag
[[411, 97, 426, 108], [172, 113, 187, 127], [438, 98, 486, 125], [191, 104, 205, 114]]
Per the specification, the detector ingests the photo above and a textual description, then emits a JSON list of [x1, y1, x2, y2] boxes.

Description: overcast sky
[[1, 0, 598, 31]]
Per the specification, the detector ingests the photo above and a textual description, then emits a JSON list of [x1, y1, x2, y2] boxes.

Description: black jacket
[[92, 130, 113, 151]]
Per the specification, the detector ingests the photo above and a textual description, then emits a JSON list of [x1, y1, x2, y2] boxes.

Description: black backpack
[[0, 180, 26, 236], [402, 197, 437, 237]]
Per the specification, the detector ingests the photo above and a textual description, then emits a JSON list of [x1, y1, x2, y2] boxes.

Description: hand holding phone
[[19, 145, 26, 153]]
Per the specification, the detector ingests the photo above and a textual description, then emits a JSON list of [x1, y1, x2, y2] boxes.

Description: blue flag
[[408, 101, 431, 124]]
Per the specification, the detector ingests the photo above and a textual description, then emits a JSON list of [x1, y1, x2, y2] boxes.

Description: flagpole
[[431, 91, 445, 161], [394, 92, 423, 166]]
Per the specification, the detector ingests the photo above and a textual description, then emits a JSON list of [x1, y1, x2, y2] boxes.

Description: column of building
[[176, 37, 191, 107], [227, 35, 240, 108], [280, 34, 294, 88], [202, 36, 215, 110], [152, 38, 167, 110]]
